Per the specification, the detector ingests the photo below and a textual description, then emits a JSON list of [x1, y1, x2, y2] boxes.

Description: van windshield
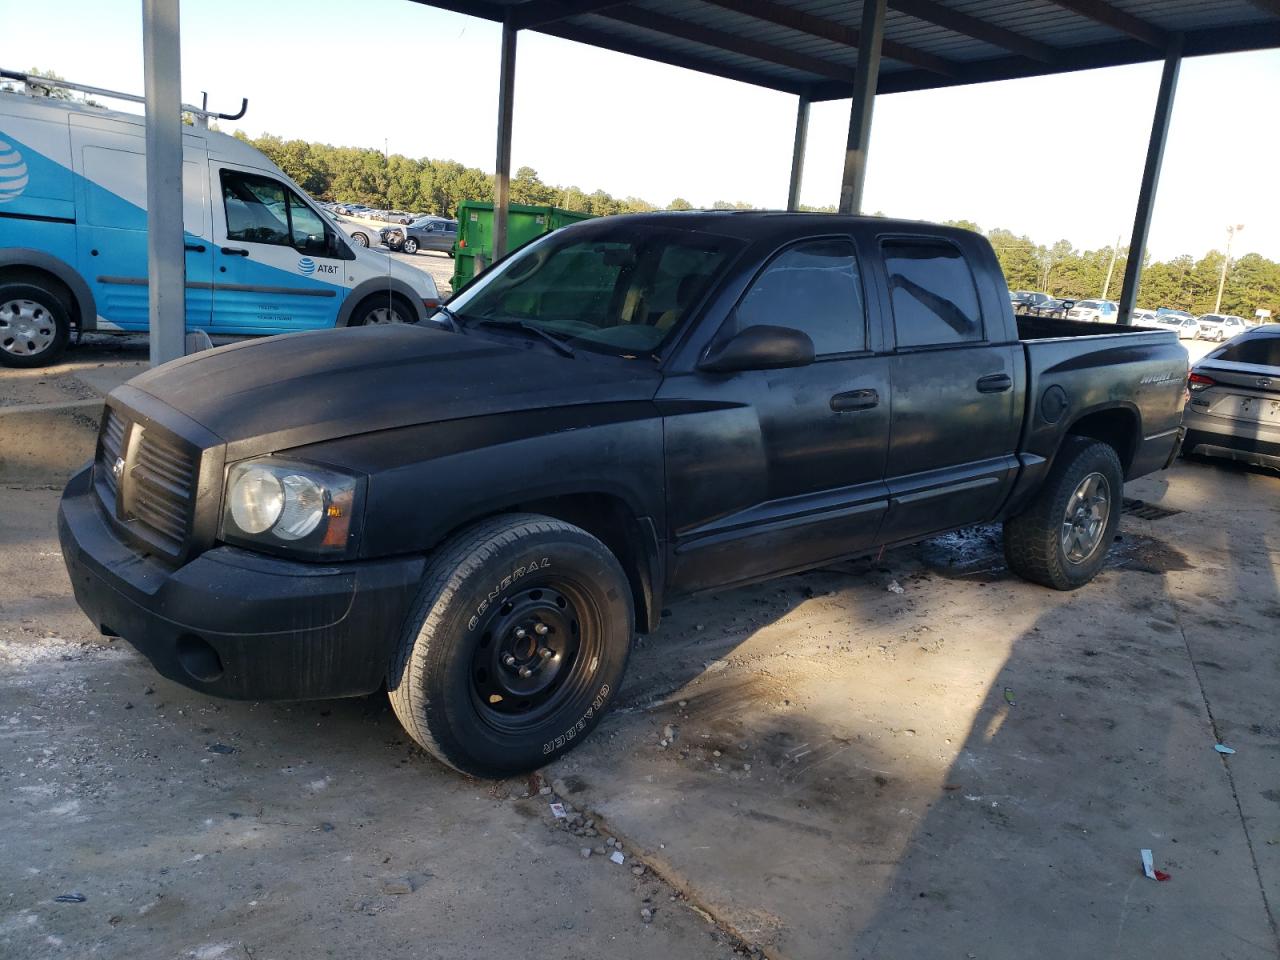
[[448, 225, 742, 357]]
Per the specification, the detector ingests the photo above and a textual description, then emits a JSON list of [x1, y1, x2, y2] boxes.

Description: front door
[[210, 164, 346, 333], [876, 236, 1022, 545], [661, 237, 891, 594]]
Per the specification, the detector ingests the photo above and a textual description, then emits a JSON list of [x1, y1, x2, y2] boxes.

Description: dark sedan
[[381, 217, 459, 256], [1027, 297, 1077, 319]]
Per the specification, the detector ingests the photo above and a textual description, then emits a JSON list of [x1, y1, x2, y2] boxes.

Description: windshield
[[447, 225, 742, 356]]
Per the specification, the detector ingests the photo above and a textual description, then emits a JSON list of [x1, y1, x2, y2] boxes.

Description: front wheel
[[388, 514, 633, 777], [402, 237, 419, 254], [347, 294, 413, 326], [1003, 437, 1123, 590]]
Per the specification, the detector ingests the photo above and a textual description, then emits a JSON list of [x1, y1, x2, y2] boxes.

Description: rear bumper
[[58, 466, 425, 700], [1183, 426, 1280, 471]]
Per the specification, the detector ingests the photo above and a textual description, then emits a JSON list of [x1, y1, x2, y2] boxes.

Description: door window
[[883, 239, 983, 347], [221, 170, 329, 252], [735, 239, 866, 355]]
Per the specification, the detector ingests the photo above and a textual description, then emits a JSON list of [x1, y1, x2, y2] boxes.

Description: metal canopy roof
[[413, 0, 1280, 98]]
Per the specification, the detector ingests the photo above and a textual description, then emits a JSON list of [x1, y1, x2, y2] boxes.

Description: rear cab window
[[881, 238, 983, 348]]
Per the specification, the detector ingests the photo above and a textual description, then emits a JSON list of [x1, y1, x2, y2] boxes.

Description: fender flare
[[0, 248, 98, 331], [337, 275, 428, 326]]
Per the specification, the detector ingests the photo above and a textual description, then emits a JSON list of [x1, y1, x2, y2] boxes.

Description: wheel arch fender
[[1061, 402, 1143, 476], [336, 276, 427, 326], [0, 248, 98, 331]]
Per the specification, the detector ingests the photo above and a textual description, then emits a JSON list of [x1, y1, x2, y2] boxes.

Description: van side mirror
[[698, 324, 815, 373]]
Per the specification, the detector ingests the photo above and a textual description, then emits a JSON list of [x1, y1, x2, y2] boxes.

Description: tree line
[[242, 131, 1276, 319]]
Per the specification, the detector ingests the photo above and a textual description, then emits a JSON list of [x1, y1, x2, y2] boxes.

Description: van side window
[[735, 239, 866, 355], [882, 239, 983, 348], [221, 171, 327, 253]]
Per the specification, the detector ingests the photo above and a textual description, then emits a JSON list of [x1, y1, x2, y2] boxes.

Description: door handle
[[976, 373, 1013, 393], [220, 246, 250, 257], [830, 388, 880, 412], [185, 242, 206, 253]]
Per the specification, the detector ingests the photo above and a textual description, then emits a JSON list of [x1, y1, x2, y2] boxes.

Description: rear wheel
[[1003, 437, 1123, 590], [0, 281, 71, 368], [388, 514, 633, 777], [351, 232, 370, 248]]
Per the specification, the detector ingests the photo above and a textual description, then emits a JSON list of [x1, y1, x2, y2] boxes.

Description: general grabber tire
[[388, 514, 633, 777], [1003, 436, 1124, 591]]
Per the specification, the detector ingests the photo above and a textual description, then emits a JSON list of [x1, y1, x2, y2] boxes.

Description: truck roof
[[572, 210, 983, 245]]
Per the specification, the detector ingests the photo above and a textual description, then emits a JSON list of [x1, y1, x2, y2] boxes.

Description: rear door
[[875, 236, 1022, 545], [661, 236, 891, 593], [210, 164, 347, 333], [69, 124, 212, 330]]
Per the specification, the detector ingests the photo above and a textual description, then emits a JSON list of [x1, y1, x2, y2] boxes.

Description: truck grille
[[95, 406, 201, 558]]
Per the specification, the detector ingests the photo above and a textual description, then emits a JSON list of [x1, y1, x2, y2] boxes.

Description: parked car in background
[[1067, 300, 1119, 323], [1155, 315, 1200, 339], [1157, 308, 1195, 323], [1010, 290, 1053, 313], [382, 217, 459, 255], [1028, 297, 1077, 319], [325, 210, 382, 249], [1194, 314, 1248, 342], [1183, 325, 1280, 471], [334, 202, 370, 216], [1131, 309, 1162, 328]]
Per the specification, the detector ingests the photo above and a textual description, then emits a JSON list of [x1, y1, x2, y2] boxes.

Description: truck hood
[[126, 325, 661, 458]]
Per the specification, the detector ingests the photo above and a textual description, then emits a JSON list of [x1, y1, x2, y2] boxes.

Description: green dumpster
[[451, 201, 594, 292]]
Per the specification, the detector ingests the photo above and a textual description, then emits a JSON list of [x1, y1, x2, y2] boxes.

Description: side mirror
[[698, 324, 815, 373]]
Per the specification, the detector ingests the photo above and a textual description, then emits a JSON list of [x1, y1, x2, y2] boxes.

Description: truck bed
[[1015, 314, 1164, 341]]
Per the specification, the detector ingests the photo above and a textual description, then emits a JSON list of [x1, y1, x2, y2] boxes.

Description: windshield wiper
[[472, 319, 576, 358]]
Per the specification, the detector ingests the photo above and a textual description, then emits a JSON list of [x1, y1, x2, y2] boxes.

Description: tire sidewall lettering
[[542, 683, 610, 755], [466, 556, 550, 631]]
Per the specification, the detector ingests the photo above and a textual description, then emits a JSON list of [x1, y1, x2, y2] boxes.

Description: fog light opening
[[176, 634, 224, 683]]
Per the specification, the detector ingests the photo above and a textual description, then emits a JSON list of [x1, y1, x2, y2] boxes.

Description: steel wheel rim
[[469, 578, 601, 734], [1061, 471, 1111, 564], [0, 298, 57, 357], [366, 305, 405, 324]]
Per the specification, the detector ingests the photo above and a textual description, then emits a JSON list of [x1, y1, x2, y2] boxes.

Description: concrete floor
[[1, 335, 1276, 959]]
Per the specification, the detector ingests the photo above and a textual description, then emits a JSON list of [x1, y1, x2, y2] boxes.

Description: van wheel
[[402, 238, 419, 254], [1003, 437, 1123, 591], [388, 514, 633, 777], [0, 282, 71, 368], [348, 294, 413, 326]]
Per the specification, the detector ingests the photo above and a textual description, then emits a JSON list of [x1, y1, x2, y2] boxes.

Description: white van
[[0, 85, 440, 367]]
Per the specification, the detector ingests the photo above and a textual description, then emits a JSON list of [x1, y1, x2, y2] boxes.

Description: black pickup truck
[[59, 213, 1188, 776]]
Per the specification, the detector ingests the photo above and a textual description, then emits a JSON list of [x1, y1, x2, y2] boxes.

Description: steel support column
[[493, 19, 518, 260], [838, 0, 885, 215], [1117, 34, 1182, 325], [787, 95, 810, 211], [141, 0, 185, 366]]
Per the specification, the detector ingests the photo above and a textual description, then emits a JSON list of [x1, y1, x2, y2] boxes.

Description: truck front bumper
[[58, 466, 425, 701]]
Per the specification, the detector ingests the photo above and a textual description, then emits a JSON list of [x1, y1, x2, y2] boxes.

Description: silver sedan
[[1182, 325, 1280, 471]]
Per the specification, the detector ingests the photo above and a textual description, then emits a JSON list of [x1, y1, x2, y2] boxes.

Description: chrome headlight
[[221, 458, 362, 558]]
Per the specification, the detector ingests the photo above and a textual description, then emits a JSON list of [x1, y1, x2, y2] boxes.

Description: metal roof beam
[[511, 0, 624, 29], [699, 0, 957, 76], [536, 18, 810, 92], [1045, 0, 1166, 47], [599, 6, 856, 82], [887, 0, 1059, 63]]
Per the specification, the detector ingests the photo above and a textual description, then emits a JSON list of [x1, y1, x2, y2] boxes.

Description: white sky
[[9, 0, 1280, 261]]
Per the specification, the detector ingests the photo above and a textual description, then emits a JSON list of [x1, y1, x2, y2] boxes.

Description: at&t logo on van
[[0, 139, 29, 203], [297, 257, 316, 275]]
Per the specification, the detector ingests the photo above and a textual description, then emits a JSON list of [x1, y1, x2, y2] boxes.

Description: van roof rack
[[0, 67, 247, 127]]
